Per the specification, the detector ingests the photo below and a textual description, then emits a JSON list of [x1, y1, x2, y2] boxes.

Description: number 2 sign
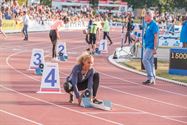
[[56, 42, 67, 55]]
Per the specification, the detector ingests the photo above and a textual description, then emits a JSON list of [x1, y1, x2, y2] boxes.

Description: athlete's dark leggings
[[124, 31, 132, 44], [103, 32, 112, 43], [70, 72, 100, 97], [52, 43, 57, 58], [49, 30, 57, 58]]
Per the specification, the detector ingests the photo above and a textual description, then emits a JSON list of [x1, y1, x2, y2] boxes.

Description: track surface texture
[[0, 30, 187, 125]]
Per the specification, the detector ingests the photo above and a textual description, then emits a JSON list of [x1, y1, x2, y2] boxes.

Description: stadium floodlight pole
[[141, 8, 146, 70]]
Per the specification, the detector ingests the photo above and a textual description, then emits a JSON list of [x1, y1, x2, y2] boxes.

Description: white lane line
[[162, 116, 187, 118], [101, 85, 187, 109], [0, 84, 123, 125], [6, 51, 39, 82], [0, 109, 42, 125], [5, 50, 123, 125], [5, 38, 187, 124], [86, 112, 146, 115], [60, 70, 187, 124], [6, 45, 84, 82], [98, 69, 187, 99], [113, 103, 187, 124], [59, 71, 187, 110], [0, 42, 47, 50]]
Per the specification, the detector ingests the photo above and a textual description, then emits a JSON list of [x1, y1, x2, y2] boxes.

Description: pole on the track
[[141, 9, 146, 70]]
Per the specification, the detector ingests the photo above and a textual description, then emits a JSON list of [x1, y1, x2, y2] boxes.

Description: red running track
[[0, 30, 187, 125]]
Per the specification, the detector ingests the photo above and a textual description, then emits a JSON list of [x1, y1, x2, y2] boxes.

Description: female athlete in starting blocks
[[64, 52, 102, 105]]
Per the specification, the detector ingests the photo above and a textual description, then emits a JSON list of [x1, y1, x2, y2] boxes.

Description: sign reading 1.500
[[171, 52, 187, 59], [169, 48, 187, 75]]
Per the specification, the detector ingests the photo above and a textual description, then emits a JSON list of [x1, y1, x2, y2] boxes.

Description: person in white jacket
[[0, 11, 7, 39], [22, 10, 29, 41]]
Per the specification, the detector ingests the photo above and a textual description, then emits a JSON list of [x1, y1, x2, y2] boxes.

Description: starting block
[[80, 97, 92, 108], [82, 89, 91, 98], [80, 90, 112, 110], [95, 48, 101, 55], [91, 100, 112, 111], [35, 63, 44, 75], [58, 53, 68, 61], [80, 97, 112, 110]]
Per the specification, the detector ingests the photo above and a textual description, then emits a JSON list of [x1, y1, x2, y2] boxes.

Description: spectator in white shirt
[[22, 10, 29, 41]]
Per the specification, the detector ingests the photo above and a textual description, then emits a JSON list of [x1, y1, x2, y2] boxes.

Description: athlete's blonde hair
[[77, 52, 94, 65]]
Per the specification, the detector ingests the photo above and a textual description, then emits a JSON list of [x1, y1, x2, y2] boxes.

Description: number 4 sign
[[98, 39, 108, 53], [38, 62, 62, 94], [29, 49, 45, 70]]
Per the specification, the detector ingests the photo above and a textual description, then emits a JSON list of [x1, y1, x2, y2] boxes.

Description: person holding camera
[[124, 14, 134, 45]]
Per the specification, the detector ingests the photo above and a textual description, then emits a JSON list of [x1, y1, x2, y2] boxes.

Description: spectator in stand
[[12, 0, 19, 18], [180, 16, 187, 48], [4, 7, 12, 20], [22, 10, 29, 41]]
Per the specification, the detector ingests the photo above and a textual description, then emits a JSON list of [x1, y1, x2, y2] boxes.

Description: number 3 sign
[[29, 49, 45, 70]]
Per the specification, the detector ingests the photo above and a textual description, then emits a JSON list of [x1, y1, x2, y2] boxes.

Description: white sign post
[[29, 49, 45, 70], [56, 42, 67, 55], [98, 39, 108, 53], [38, 62, 62, 94]]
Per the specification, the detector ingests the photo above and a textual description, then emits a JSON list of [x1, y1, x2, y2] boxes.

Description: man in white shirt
[[22, 11, 29, 41]]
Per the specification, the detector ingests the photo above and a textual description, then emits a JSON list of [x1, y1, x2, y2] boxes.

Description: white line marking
[[108, 56, 187, 96], [5, 49, 123, 125], [0, 85, 123, 125], [86, 111, 146, 115], [59, 71, 187, 110], [98, 69, 187, 100], [6, 51, 40, 82], [4, 37, 187, 124], [113, 103, 187, 124], [0, 109, 42, 125], [163, 115, 187, 118], [101, 85, 187, 109]]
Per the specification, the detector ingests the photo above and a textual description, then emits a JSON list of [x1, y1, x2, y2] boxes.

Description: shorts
[[89, 33, 96, 44]]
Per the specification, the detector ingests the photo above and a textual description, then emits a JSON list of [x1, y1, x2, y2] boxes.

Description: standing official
[[124, 14, 134, 45], [103, 16, 112, 46], [180, 16, 187, 48], [142, 10, 158, 85]]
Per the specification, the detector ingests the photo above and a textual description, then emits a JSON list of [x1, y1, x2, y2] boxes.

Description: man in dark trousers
[[103, 16, 112, 46], [124, 14, 134, 45]]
